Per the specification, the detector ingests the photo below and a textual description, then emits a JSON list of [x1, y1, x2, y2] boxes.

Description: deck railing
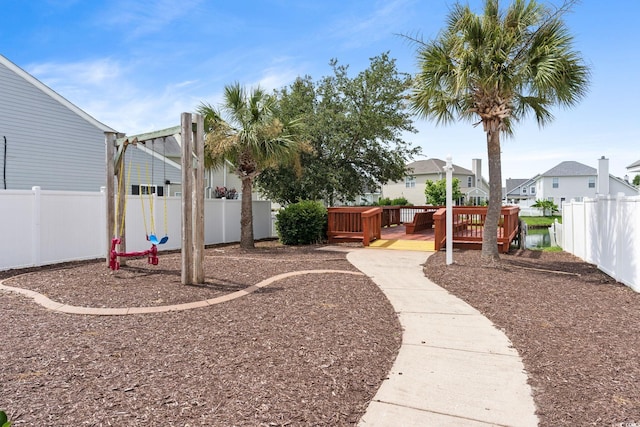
[[327, 207, 382, 246], [433, 206, 520, 253]]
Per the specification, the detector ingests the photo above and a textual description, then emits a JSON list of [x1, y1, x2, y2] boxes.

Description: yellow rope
[[138, 164, 149, 236], [114, 156, 132, 238], [114, 157, 124, 236], [146, 163, 156, 234]]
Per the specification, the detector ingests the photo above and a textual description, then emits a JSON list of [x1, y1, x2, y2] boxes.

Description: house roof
[[407, 158, 473, 176], [0, 54, 117, 133], [541, 161, 596, 177], [505, 178, 528, 194], [627, 159, 640, 169]]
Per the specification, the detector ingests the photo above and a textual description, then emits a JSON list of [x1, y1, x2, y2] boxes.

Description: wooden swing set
[[105, 113, 206, 285]]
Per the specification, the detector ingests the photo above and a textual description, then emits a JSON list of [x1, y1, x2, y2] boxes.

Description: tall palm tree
[[198, 83, 304, 249], [410, 0, 589, 262]]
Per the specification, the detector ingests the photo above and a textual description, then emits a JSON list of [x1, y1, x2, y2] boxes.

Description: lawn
[[520, 215, 561, 227]]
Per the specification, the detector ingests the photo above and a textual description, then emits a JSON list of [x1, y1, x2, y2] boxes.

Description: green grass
[[520, 215, 561, 227], [527, 244, 563, 252]]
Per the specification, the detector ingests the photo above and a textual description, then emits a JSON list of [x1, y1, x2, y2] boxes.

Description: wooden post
[[116, 153, 127, 266], [193, 113, 205, 284], [181, 113, 194, 285], [105, 132, 116, 267]]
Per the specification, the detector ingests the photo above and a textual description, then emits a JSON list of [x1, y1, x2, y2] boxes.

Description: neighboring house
[[0, 54, 118, 191], [382, 158, 489, 206], [503, 176, 539, 205], [507, 157, 639, 210], [0, 54, 235, 198], [627, 159, 640, 184]]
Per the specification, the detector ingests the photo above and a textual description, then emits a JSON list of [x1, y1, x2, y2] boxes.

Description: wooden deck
[[327, 205, 520, 253], [381, 224, 435, 241]]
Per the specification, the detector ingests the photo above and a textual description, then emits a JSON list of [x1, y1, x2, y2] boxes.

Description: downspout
[[3, 136, 7, 190]]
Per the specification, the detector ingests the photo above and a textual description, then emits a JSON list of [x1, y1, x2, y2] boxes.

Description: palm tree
[[532, 199, 557, 217], [198, 83, 305, 249], [410, 0, 589, 262]]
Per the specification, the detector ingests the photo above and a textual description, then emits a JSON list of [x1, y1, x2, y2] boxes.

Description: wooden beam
[[117, 125, 181, 145], [193, 113, 205, 284], [105, 132, 116, 267]]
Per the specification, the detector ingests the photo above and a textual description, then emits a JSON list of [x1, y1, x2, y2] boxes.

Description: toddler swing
[[109, 140, 170, 271]]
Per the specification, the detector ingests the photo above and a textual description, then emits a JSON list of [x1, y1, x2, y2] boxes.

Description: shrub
[[391, 197, 410, 206], [276, 201, 327, 245], [375, 197, 410, 206], [1, 411, 11, 427]]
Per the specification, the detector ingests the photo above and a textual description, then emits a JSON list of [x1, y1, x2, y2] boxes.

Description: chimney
[[472, 158, 481, 188], [597, 156, 609, 195]]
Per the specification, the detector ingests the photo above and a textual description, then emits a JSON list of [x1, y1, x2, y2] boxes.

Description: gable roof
[[407, 158, 473, 176], [541, 161, 596, 177], [505, 178, 528, 193], [0, 54, 116, 133], [627, 159, 640, 170]]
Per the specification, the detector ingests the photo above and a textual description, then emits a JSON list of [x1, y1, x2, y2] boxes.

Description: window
[[132, 184, 164, 196], [467, 176, 473, 187], [530, 186, 536, 195], [405, 176, 416, 188], [588, 177, 595, 188], [552, 177, 559, 189], [521, 187, 527, 194]]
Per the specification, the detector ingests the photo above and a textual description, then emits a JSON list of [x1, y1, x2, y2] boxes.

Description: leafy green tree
[[410, 0, 589, 262], [197, 83, 306, 249], [425, 178, 463, 206], [532, 199, 558, 216], [257, 53, 420, 205], [633, 174, 640, 187]]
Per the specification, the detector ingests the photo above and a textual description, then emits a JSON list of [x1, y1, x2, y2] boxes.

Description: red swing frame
[[109, 237, 158, 271]]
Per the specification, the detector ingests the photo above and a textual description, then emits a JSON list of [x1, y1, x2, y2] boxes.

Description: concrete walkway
[[347, 248, 538, 427]]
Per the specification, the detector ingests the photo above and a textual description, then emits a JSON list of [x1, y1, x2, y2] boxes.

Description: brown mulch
[[3, 243, 640, 426], [424, 249, 640, 427], [0, 243, 401, 426]]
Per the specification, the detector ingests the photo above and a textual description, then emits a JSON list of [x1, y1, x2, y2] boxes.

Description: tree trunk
[[240, 175, 255, 249], [482, 127, 502, 263]]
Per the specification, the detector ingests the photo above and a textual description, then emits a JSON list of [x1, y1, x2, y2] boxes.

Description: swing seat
[[148, 234, 169, 245]]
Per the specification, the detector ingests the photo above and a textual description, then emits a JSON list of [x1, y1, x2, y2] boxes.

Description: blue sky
[[2, 0, 639, 184]]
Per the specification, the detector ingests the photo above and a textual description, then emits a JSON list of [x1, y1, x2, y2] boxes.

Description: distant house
[[627, 159, 640, 176], [505, 157, 639, 210], [503, 176, 540, 205], [382, 158, 489, 206], [0, 54, 118, 191]]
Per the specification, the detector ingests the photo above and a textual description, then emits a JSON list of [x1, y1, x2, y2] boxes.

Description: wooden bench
[[405, 211, 434, 234]]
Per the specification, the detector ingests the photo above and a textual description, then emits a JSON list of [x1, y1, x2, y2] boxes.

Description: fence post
[[31, 186, 41, 267]]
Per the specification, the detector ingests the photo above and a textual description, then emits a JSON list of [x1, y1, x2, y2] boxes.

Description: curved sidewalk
[[347, 248, 538, 427]]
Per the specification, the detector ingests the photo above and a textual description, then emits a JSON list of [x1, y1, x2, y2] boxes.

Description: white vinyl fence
[[562, 194, 640, 292], [0, 187, 274, 271]]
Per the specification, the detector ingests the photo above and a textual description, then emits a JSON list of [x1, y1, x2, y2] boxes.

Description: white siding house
[[509, 158, 639, 210], [0, 54, 117, 191], [382, 158, 489, 205]]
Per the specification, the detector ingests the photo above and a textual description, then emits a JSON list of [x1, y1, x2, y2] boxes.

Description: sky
[[2, 0, 639, 184]]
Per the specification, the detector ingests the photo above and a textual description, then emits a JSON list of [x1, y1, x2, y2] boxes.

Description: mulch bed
[[0, 243, 401, 426], [3, 243, 640, 426], [424, 249, 640, 427]]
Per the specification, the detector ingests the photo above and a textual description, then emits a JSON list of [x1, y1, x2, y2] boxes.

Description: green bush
[[375, 197, 411, 206], [1, 411, 11, 427], [276, 201, 327, 245], [391, 197, 410, 206]]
